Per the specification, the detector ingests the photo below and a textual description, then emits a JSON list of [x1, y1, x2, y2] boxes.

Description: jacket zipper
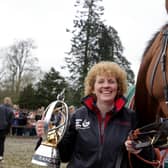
[[100, 117, 105, 144], [98, 116, 105, 165]]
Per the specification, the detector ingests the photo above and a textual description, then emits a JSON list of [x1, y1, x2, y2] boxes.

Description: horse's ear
[[166, 0, 168, 13]]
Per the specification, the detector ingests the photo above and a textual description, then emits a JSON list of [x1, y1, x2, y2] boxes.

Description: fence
[[10, 124, 36, 136]]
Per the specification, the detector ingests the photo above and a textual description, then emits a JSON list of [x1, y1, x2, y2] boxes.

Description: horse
[[128, 1, 168, 128], [124, 18, 168, 147], [125, 24, 168, 168], [134, 25, 168, 128], [124, 1, 168, 167]]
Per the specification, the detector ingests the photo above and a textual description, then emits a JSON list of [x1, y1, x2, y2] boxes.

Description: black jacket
[[0, 104, 14, 133], [58, 95, 156, 168]]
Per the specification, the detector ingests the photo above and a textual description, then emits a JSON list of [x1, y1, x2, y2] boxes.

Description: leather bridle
[[150, 29, 168, 104], [128, 118, 168, 168]]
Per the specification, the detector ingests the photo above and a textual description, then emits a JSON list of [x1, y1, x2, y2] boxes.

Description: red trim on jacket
[[82, 94, 126, 114]]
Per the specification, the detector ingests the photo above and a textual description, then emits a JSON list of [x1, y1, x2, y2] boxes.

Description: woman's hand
[[125, 139, 142, 154], [36, 120, 45, 137]]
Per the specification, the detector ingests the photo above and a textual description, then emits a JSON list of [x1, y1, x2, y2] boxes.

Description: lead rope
[[159, 149, 168, 167], [127, 132, 168, 168], [128, 148, 168, 168]]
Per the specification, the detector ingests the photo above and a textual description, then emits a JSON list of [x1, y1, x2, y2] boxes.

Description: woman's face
[[93, 75, 118, 103]]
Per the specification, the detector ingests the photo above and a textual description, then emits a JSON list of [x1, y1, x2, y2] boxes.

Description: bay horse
[[127, 25, 168, 168], [134, 1, 168, 128], [134, 21, 168, 128], [126, 1, 168, 167]]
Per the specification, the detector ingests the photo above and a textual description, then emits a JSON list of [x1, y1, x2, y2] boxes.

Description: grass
[[0, 136, 67, 168]]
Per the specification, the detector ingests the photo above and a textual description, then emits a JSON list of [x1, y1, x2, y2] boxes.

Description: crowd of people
[[11, 104, 76, 136], [0, 103, 44, 162], [0, 95, 76, 163], [11, 105, 44, 136]]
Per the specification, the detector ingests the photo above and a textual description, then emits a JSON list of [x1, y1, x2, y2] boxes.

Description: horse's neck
[[166, 0, 168, 13]]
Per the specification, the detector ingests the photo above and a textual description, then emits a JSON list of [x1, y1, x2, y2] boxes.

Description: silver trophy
[[32, 89, 69, 167]]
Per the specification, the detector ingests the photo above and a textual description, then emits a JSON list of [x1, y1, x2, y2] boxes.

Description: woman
[[36, 61, 156, 168]]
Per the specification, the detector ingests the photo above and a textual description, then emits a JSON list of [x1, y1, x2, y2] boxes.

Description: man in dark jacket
[[0, 97, 14, 161]]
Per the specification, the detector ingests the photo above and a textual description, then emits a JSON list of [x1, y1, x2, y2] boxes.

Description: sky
[[0, 0, 167, 80]]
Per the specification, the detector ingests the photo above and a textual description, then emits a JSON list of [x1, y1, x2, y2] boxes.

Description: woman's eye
[[98, 80, 104, 84], [108, 80, 116, 84]]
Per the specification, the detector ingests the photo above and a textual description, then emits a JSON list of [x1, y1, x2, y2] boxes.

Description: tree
[[18, 84, 37, 109], [65, 85, 82, 107], [18, 68, 81, 108], [65, 0, 105, 96], [35, 67, 68, 107], [0, 68, 5, 88], [65, 0, 135, 101], [1, 39, 40, 100], [0, 49, 9, 89], [97, 25, 135, 84]]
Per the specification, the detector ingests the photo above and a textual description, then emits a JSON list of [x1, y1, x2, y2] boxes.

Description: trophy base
[[32, 144, 60, 167]]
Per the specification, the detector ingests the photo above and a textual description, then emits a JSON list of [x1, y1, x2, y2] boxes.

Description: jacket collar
[[82, 94, 126, 113]]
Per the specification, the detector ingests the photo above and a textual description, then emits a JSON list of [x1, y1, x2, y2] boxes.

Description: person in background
[[12, 105, 27, 136], [12, 104, 20, 136], [0, 97, 14, 162], [68, 105, 75, 119], [35, 107, 43, 121], [36, 61, 157, 168], [27, 111, 36, 136]]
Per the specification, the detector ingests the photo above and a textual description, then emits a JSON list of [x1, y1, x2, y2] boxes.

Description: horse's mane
[[142, 23, 168, 59]]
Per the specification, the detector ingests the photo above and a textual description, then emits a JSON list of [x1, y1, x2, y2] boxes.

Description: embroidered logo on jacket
[[75, 119, 90, 129]]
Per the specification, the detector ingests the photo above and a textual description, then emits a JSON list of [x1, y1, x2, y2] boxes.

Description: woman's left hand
[[125, 139, 142, 154]]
